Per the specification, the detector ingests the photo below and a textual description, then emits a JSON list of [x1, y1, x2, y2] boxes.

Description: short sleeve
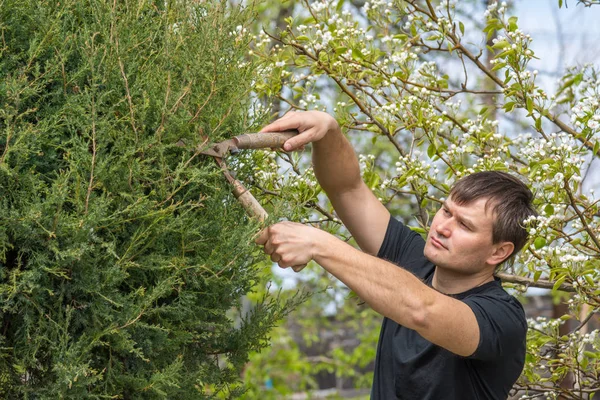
[[464, 293, 527, 361], [376, 216, 432, 279]]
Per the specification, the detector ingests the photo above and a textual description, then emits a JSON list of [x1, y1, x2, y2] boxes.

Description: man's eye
[[443, 208, 451, 215]]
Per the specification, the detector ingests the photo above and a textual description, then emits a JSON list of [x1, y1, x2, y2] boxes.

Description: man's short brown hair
[[449, 171, 537, 264]]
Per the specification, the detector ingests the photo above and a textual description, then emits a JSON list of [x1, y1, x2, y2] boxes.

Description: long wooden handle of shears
[[233, 130, 298, 150]]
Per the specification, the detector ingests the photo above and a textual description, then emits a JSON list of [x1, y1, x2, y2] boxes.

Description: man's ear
[[487, 242, 514, 266]]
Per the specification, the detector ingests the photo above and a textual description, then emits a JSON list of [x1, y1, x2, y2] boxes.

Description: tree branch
[[495, 272, 576, 292]]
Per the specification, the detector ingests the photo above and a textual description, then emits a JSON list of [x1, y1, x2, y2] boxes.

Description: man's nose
[[435, 218, 453, 237]]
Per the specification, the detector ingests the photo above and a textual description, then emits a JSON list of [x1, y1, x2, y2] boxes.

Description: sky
[[515, 0, 600, 74]]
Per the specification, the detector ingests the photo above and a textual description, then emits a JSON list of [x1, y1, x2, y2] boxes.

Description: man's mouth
[[430, 236, 447, 250]]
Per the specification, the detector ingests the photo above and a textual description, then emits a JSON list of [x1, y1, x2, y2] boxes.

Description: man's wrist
[[313, 115, 340, 146], [310, 228, 340, 264], [325, 117, 341, 141]]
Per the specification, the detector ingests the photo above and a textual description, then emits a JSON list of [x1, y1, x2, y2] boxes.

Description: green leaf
[[534, 237, 546, 250], [368, 172, 380, 189], [492, 40, 509, 50], [544, 204, 554, 215], [585, 274, 595, 286], [526, 97, 534, 114], [584, 351, 598, 359], [504, 70, 513, 85], [496, 49, 514, 59], [427, 143, 436, 158], [553, 274, 567, 292], [491, 62, 506, 71], [459, 21, 465, 35], [409, 226, 427, 235], [504, 102, 516, 112], [508, 16, 518, 32]]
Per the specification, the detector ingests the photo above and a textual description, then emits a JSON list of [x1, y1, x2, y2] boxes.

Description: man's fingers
[[260, 115, 299, 134], [260, 110, 302, 133], [283, 127, 315, 151], [259, 122, 279, 133], [263, 242, 275, 256], [255, 228, 269, 245], [291, 264, 307, 272], [280, 110, 297, 120], [255, 222, 310, 271]]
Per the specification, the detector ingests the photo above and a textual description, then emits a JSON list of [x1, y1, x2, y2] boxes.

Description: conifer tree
[[0, 0, 290, 398]]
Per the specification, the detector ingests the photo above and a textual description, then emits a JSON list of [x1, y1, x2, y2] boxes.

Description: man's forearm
[[312, 123, 362, 194], [313, 230, 434, 331]]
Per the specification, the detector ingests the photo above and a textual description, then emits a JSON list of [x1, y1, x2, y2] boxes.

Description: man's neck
[[431, 267, 495, 295]]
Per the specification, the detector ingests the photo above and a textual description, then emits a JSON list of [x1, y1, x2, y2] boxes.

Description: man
[[256, 110, 536, 399]]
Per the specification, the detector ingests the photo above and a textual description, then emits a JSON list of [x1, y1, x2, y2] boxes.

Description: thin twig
[[118, 55, 138, 140], [563, 178, 600, 251], [85, 95, 98, 215], [189, 80, 216, 124], [155, 73, 171, 142], [571, 309, 598, 334]]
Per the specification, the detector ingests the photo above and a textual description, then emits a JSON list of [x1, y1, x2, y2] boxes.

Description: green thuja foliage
[[0, 0, 292, 398]]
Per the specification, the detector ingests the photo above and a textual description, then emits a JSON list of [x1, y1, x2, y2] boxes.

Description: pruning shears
[[198, 129, 306, 272]]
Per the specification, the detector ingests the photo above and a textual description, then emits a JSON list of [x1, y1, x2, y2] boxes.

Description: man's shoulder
[[377, 216, 433, 278], [462, 280, 527, 347], [463, 279, 525, 317]]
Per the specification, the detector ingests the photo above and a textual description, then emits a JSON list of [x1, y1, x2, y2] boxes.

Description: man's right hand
[[260, 110, 339, 152]]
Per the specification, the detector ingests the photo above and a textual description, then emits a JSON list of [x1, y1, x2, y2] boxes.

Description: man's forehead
[[446, 195, 497, 219]]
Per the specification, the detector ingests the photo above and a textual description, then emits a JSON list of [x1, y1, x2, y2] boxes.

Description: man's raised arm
[[261, 111, 390, 255]]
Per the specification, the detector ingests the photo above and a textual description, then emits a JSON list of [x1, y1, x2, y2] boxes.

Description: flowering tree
[[246, 0, 600, 398]]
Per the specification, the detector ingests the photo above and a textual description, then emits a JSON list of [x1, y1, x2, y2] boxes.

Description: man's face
[[424, 196, 501, 274]]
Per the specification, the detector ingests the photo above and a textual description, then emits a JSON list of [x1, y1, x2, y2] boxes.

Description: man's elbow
[[402, 295, 434, 332], [408, 298, 480, 357]]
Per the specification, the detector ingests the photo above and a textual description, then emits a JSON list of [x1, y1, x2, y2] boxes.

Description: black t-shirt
[[371, 217, 527, 400]]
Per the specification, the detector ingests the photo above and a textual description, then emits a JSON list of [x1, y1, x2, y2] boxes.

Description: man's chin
[[424, 244, 452, 267], [423, 245, 438, 263]]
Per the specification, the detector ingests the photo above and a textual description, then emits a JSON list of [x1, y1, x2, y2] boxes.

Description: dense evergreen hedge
[[0, 1, 283, 397]]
